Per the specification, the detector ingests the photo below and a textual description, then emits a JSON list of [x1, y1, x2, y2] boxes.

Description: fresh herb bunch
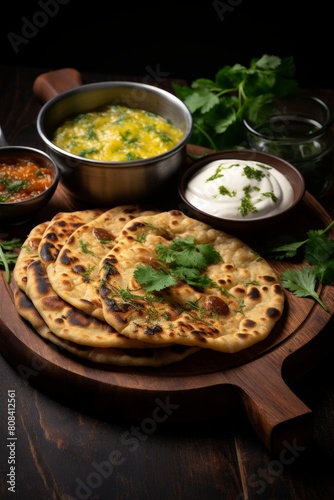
[[262, 221, 334, 311], [134, 236, 222, 292], [172, 54, 299, 151], [0, 238, 21, 283]]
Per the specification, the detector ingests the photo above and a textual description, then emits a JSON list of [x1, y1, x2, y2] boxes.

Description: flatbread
[[38, 209, 105, 267], [46, 205, 159, 320], [12, 207, 284, 366], [98, 210, 285, 353], [25, 258, 159, 348], [13, 209, 104, 296], [14, 207, 190, 357], [13, 221, 49, 292], [13, 285, 199, 367]]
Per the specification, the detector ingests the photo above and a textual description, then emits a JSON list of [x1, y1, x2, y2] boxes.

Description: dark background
[[1, 0, 333, 88]]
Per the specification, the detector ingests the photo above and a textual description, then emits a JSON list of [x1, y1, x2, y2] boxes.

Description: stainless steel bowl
[[36, 81, 193, 206]]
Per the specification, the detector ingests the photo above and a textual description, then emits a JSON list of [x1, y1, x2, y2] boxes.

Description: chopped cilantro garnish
[[79, 148, 100, 157], [120, 131, 139, 144], [240, 185, 258, 216], [262, 191, 278, 202], [79, 240, 98, 258], [126, 152, 142, 160], [218, 185, 236, 197], [136, 233, 147, 243], [144, 125, 156, 132], [86, 126, 97, 140], [157, 131, 172, 143], [243, 165, 266, 181], [0, 176, 29, 201], [206, 164, 224, 182]]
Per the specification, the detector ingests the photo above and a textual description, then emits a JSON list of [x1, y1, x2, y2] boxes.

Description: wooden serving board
[[1, 151, 334, 454]]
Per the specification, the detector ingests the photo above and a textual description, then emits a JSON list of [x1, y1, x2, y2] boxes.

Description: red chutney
[[0, 160, 54, 203]]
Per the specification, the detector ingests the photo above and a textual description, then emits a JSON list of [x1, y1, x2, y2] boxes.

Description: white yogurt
[[185, 159, 294, 220]]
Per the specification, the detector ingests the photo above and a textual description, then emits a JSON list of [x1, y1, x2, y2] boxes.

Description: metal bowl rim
[[36, 81, 193, 166]]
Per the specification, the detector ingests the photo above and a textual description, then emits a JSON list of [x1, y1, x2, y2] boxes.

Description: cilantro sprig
[[172, 54, 298, 150], [263, 221, 334, 311], [0, 176, 29, 202], [0, 238, 21, 283], [279, 267, 329, 312], [134, 236, 222, 292]]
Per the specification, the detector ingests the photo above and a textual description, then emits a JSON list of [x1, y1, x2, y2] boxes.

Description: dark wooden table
[[1, 66, 334, 500]]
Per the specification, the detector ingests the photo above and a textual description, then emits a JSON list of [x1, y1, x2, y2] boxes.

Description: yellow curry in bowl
[[52, 104, 184, 162]]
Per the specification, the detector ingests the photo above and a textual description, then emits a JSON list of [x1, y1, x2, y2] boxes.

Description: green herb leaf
[[280, 267, 328, 311], [263, 221, 334, 260], [304, 228, 334, 266], [265, 221, 334, 310], [0, 238, 21, 283], [172, 266, 217, 289], [184, 87, 220, 114], [240, 185, 258, 217], [243, 165, 265, 181], [156, 237, 221, 270], [134, 237, 222, 293], [134, 265, 177, 292], [262, 235, 309, 259], [314, 260, 334, 285], [78, 148, 100, 157]]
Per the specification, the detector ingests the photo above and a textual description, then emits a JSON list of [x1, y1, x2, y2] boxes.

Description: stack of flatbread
[[13, 206, 285, 367]]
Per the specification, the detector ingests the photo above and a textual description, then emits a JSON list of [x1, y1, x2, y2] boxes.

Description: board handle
[[33, 68, 83, 103], [230, 356, 314, 455]]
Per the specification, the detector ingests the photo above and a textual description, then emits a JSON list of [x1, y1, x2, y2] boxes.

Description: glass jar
[[243, 95, 334, 199]]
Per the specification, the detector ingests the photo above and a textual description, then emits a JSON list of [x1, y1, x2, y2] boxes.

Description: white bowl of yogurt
[[178, 149, 305, 232]]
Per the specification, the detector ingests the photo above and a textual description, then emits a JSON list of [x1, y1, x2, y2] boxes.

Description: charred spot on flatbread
[[39, 209, 105, 265], [13, 221, 49, 292]]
